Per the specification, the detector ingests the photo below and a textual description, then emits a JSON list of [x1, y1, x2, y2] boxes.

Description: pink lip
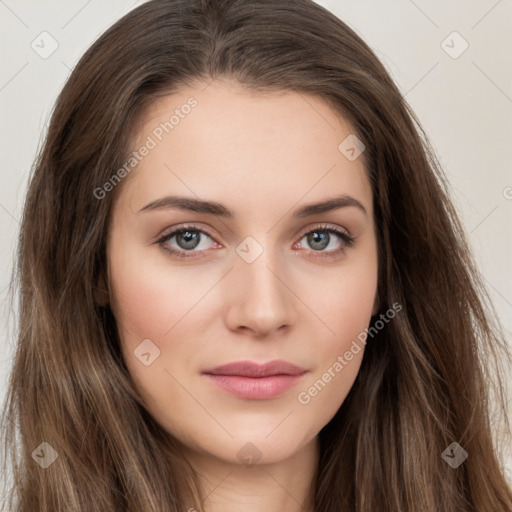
[[202, 360, 308, 400]]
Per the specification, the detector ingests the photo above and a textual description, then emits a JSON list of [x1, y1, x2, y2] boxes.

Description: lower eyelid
[[157, 226, 354, 257]]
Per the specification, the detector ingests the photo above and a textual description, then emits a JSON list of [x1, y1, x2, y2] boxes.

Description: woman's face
[[106, 79, 378, 467]]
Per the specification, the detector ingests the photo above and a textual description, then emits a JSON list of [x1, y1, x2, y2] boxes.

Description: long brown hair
[[2, 0, 511, 510]]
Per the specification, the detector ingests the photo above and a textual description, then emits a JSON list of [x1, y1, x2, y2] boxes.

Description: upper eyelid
[[157, 223, 351, 245]]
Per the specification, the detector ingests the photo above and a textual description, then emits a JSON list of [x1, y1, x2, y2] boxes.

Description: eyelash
[[155, 223, 356, 260]]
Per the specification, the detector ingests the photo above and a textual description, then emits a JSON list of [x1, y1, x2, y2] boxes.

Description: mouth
[[201, 360, 308, 400]]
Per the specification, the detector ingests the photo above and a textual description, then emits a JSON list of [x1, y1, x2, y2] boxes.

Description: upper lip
[[202, 360, 307, 378]]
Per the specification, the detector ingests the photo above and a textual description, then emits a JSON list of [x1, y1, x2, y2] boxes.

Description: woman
[[1, 0, 511, 510]]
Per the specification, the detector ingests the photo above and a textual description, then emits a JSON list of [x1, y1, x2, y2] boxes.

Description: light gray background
[[1, 0, 511, 490]]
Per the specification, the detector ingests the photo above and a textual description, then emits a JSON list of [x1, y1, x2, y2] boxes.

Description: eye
[[294, 224, 355, 258], [156, 224, 218, 259], [155, 223, 356, 259]]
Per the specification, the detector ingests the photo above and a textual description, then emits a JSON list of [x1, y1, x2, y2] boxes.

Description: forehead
[[117, 79, 372, 218]]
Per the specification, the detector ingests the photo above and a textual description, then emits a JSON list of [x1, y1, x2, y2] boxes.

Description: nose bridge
[[225, 233, 297, 333], [241, 243, 283, 296]]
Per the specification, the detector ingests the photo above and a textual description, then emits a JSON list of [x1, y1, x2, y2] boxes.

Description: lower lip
[[203, 373, 306, 400]]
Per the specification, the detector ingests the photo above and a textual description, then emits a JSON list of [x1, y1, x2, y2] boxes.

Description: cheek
[[108, 237, 204, 347], [296, 245, 377, 416], [107, 234, 224, 383], [305, 242, 378, 349], [107, 242, 207, 420], [295, 283, 371, 427], [110, 266, 172, 348]]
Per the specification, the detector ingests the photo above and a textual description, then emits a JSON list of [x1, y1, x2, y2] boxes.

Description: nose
[[224, 248, 298, 337]]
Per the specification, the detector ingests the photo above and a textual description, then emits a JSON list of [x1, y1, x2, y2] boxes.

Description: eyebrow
[[139, 194, 367, 218]]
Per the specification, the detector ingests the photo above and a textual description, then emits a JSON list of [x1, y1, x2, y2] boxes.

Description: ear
[[371, 294, 379, 316], [93, 266, 110, 307]]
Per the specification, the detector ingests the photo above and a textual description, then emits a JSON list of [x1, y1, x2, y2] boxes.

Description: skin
[[105, 78, 378, 512]]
